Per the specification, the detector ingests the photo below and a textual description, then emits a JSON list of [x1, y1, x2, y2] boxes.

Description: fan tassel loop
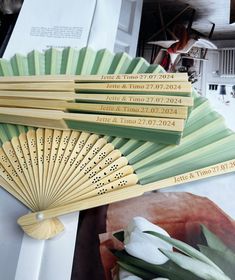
[[18, 213, 64, 240]]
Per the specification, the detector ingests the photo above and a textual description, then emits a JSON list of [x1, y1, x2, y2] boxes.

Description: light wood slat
[[0, 99, 188, 119], [17, 158, 235, 229], [0, 93, 193, 106], [0, 107, 185, 132], [0, 72, 188, 83], [77, 93, 193, 106], [0, 82, 75, 91]]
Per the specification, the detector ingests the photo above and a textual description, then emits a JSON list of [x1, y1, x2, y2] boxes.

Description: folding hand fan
[[0, 116, 235, 240], [0, 47, 193, 144], [0, 47, 235, 240]]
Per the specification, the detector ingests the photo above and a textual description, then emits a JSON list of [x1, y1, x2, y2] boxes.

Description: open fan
[[0, 47, 235, 240]]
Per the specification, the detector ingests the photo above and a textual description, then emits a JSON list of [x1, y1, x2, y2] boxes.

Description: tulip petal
[[145, 230, 222, 272], [124, 231, 170, 264], [124, 217, 171, 244], [160, 249, 231, 280]]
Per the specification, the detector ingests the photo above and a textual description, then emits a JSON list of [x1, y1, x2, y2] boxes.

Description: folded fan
[[0, 47, 193, 144], [0, 47, 235, 240]]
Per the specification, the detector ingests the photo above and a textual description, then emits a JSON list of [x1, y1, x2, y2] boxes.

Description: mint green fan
[[0, 47, 234, 240], [0, 47, 191, 144]]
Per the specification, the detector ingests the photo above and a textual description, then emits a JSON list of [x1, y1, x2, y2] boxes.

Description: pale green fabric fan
[[0, 47, 193, 144], [0, 47, 235, 240]]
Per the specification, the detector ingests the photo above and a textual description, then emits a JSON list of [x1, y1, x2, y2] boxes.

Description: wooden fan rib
[[75, 138, 108, 172], [0, 82, 75, 91], [43, 129, 64, 204], [45, 130, 90, 204], [0, 72, 188, 84], [45, 130, 82, 202], [41, 129, 54, 209], [48, 140, 118, 205], [49, 155, 130, 208], [62, 149, 123, 190], [0, 148, 36, 209], [49, 133, 100, 199], [46, 130, 81, 197], [36, 128, 44, 208], [11, 136, 38, 201], [75, 173, 139, 201], [51, 172, 138, 208], [48, 143, 118, 205], [2, 142, 38, 206], [26, 129, 43, 209], [47, 131, 87, 201], [74, 81, 192, 96], [0, 91, 77, 100], [17, 184, 143, 229], [0, 165, 34, 209], [18, 132, 40, 207], [48, 130, 74, 192], [63, 165, 135, 201]]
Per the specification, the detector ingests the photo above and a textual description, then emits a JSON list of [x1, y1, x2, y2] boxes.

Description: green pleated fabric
[[0, 47, 234, 187]]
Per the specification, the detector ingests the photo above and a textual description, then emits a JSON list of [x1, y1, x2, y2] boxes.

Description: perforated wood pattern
[[0, 128, 137, 211]]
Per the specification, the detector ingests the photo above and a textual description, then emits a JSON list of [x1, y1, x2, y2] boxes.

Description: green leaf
[[118, 261, 156, 279], [113, 231, 124, 242], [113, 250, 201, 280], [198, 245, 235, 279], [145, 230, 222, 273], [201, 225, 235, 259], [160, 249, 231, 280]]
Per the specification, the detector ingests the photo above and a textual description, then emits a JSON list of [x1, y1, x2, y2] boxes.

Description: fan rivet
[[36, 213, 44, 221]]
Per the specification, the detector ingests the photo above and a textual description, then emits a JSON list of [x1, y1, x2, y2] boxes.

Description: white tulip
[[124, 217, 172, 265]]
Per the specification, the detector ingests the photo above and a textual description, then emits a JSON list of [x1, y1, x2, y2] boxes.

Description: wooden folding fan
[[0, 47, 194, 144], [0, 47, 235, 240]]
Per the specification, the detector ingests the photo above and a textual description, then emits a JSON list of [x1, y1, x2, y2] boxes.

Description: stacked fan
[[0, 47, 235, 240], [0, 48, 193, 144]]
